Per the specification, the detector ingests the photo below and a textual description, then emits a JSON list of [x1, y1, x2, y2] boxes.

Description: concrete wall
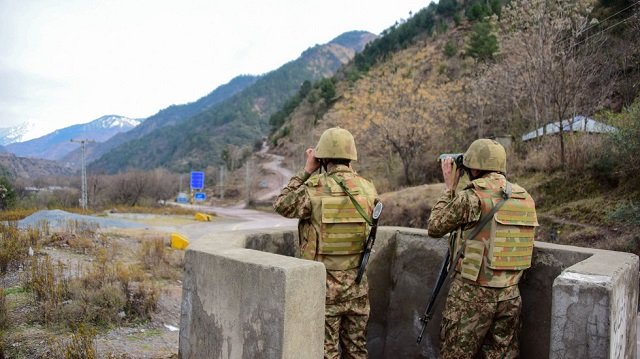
[[179, 230, 325, 359], [179, 227, 639, 359]]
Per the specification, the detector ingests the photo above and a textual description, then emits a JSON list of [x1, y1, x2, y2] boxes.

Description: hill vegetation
[[66, 75, 259, 167], [270, 0, 640, 253], [88, 31, 376, 174]]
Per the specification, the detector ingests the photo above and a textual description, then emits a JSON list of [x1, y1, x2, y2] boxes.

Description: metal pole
[[80, 141, 87, 210], [71, 139, 92, 210], [219, 166, 224, 200], [245, 159, 250, 205]]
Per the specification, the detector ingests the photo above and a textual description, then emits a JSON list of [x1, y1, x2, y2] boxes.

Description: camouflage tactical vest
[[304, 167, 377, 270], [458, 175, 538, 288]]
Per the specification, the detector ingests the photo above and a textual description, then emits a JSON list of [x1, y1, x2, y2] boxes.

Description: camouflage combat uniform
[[428, 172, 537, 359], [274, 163, 377, 359]]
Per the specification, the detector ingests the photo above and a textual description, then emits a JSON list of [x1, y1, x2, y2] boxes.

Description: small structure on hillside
[[522, 116, 617, 141]]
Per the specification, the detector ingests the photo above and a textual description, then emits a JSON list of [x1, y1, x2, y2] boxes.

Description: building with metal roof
[[522, 116, 617, 141]]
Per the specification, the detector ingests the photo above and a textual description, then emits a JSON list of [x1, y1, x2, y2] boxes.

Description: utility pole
[[70, 139, 94, 210], [219, 165, 225, 200], [245, 159, 251, 205]]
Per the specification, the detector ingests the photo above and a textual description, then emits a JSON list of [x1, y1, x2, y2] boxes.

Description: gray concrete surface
[[180, 226, 639, 359], [178, 230, 325, 359]]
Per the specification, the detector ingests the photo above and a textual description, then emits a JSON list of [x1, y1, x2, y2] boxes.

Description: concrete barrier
[[179, 227, 638, 359]]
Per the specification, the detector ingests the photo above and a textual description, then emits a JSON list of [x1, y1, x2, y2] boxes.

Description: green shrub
[[608, 202, 640, 225], [602, 100, 640, 185], [444, 40, 458, 58]]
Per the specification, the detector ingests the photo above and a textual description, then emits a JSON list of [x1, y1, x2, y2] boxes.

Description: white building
[[521, 116, 617, 141]]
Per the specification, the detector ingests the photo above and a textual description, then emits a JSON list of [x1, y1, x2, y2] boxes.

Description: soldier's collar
[[326, 164, 352, 175]]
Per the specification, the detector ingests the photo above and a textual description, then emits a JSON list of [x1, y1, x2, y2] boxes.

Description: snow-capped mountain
[[83, 115, 141, 131], [0, 122, 35, 146], [5, 115, 141, 161]]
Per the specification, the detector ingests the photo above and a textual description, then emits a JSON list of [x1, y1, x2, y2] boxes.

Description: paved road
[[162, 203, 297, 246]]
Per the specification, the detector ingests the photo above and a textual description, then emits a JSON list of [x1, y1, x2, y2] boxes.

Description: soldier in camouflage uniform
[[273, 127, 378, 359], [427, 139, 538, 359]]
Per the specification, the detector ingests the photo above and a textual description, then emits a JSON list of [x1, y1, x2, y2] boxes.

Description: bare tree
[[493, 0, 609, 168]]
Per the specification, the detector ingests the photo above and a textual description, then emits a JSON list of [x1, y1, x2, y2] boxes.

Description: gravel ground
[[18, 209, 146, 230]]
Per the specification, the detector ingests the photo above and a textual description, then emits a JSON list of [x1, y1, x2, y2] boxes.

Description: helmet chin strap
[[320, 159, 329, 173]]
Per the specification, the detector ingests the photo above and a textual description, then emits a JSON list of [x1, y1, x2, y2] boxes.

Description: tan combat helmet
[[463, 139, 507, 173], [315, 127, 357, 160]]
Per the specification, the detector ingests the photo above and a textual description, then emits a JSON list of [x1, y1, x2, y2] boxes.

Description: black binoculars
[[437, 153, 465, 168]]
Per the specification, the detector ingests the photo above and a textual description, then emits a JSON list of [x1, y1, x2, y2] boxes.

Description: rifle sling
[[451, 182, 512, 270], [329, 175, 373, 226]]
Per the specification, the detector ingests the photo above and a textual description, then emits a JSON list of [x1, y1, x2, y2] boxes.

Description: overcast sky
[[0, 0, 431, 140]]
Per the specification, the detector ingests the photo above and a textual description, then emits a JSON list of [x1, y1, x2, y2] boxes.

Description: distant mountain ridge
[[67, 74, 259, 166], [0, 122, 35, 146], [0, 152, 74, 179], [90, 30, 376, 173], [6, 115, 140, 161]]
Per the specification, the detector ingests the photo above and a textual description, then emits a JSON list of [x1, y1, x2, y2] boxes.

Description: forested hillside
[[271, 0, 640, 252], [89, 31, 376, 174], [66, 75, 258, 167]]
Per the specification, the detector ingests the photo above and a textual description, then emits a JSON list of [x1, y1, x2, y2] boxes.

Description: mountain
[[6, 115, 140, 161], [67, 74, 259, 166], [0, 122, 35, 146], [89, 30, 376, 173], [271, 0, 640, 190], [0, 152, 74, 179]]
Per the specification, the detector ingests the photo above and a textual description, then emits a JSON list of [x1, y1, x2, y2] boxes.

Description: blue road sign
[[194, 192, 206, 201], [190, 171, 205, 190]]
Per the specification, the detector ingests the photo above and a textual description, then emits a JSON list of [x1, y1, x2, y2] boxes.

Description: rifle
[[416, 241, 452, 344], [356, 200, 383, 284], [416, 182, 513, 344]]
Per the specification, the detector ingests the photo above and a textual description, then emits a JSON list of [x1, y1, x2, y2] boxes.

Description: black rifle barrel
[[355, 201, 383, 284], [416, 248, 451, 344]]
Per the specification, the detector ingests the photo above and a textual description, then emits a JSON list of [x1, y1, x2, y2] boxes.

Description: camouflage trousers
[[324, 295, 369, 359], [440, 279, 522, 359]]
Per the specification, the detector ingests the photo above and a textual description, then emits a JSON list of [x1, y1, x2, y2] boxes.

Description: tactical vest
[[458, 175, 538, 288], [305, 168, 376, 270]]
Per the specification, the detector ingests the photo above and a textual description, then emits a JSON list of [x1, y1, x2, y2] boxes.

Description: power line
[[569, 10, 638, 49], [576, 0, 640, 37], [555, 0, 639, 49]]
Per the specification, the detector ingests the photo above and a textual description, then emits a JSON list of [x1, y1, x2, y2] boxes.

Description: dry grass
[[139, 237, 184, 280], [0, 223, 31, 273], [0, 208, 38, 222], [24, 248, 161, 327], [26, 255, 70, 324], [0, 288, 6, 330], [509, 134, 607, 175], [107, 205, 202, 216], [378, 183, 445, 229], [49, 324, 97, 359], [2, 219, 174, 357]]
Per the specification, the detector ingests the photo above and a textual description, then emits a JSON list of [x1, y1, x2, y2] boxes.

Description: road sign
[[194, 192, 206, 201], [190, 171, 205, 190]]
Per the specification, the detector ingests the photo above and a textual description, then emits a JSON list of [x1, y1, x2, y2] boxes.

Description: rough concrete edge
[[282, 261, 326, 359], [546, 241, 639, 359]]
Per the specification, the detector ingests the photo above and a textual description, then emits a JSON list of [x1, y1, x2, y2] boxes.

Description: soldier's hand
[[441, 157, 461, 192], [304, 148, 320, 174]]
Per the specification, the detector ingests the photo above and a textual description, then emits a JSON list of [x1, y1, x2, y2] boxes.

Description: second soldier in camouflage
[[274, 127, 378, 359]]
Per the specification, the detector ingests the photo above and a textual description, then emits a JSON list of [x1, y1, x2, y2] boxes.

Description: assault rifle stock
[[355, 200, 383, 284]]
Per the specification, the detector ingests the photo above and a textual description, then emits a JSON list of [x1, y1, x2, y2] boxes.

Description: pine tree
[[466, 21, 499, 62]]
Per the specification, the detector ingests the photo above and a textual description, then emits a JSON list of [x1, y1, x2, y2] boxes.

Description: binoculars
[[438, 153, 465, 168]]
